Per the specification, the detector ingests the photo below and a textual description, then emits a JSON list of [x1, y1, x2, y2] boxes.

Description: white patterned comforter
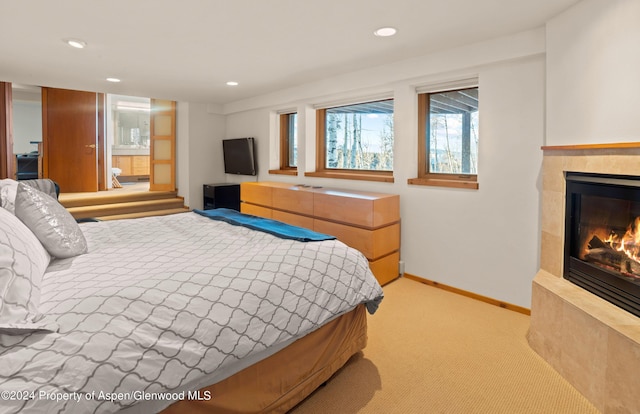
[[0, 212, 383, 413]]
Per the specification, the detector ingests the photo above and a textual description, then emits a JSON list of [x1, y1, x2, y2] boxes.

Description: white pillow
[[15, 183, 88, 259], [0, 179, 18, 214], [0, 206, 56, 333]]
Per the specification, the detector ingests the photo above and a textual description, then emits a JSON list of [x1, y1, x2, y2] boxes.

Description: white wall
[[12, 100, 42, 154], [175, 102, 226, 209], [402, 58, 544, 308], [218, 30, 546, 308], [546, 0, 640, 145], [223, 109, 268, 185]]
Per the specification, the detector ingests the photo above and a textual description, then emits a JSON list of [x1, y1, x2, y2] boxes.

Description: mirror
[[110, 95, 150, 151]]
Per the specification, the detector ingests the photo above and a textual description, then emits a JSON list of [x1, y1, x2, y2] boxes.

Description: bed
[[0, 180, 383, 413]]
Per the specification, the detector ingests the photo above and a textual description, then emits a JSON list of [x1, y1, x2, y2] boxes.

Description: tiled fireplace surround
[[528, 146, 640, 413]]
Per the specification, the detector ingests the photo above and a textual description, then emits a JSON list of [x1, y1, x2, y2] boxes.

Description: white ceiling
[[0, 0, 579, 105]]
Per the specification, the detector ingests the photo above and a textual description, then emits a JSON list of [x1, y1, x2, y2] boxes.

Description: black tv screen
[[222, 137, 257, 175]]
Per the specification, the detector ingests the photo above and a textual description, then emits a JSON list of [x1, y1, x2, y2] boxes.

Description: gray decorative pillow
[[0, 206, 56, 333], [20, 179, 58, 199], [15, 183, 88, 259], [1, 180, 58, 215], [0, 178, 18, 214]]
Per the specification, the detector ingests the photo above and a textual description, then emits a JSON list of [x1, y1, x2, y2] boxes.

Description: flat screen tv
[[222, 137, 257, 175]]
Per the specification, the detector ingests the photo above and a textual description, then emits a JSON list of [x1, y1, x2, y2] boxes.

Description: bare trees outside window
[[427, 88, 478, 175], [411, 87, 479, 189], [321, 99, 394, 172]]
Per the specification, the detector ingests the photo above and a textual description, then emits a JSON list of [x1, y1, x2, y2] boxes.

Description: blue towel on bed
[[193, 208, 337, 242]]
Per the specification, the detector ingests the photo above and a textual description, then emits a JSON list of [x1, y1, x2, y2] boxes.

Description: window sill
[[305, 171, 394, 183], [268, 169, 298, 176], [408, 177, 479, 189]]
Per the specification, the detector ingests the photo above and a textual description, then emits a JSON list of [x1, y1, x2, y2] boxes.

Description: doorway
[[107, 94, 151, 189], [9, 84, 42, 180], [3, 83, 176, 194]]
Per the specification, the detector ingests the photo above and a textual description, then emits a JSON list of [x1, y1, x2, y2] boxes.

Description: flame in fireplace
[[605, 217, 640, 263]]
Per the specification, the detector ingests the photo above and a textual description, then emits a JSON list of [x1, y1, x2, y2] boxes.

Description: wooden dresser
[[240, 181, 400, 285]]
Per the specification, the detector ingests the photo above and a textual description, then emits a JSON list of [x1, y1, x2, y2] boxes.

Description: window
[[308, 99, 394, 182], [411, 87, 479, 189], [270, 112, 297, 175], [280, 112, 297, 168]]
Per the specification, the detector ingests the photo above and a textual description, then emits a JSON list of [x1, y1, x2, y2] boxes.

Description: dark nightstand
[[203, 183, 241, 211]]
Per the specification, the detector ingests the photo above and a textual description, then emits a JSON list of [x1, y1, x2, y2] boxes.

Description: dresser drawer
[[272, 210, 314, 229], [313, 191, 399, 228], [241, 203, 272, 218], [314, 219, 399, 260], [369, 252, 400, 286], [272, 186, 314, 215]]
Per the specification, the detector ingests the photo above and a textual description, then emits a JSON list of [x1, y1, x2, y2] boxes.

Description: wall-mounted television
[[222, 137, 257, 176]]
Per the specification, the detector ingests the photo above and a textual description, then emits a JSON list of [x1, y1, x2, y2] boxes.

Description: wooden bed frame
[[161, 305, 367, 414]]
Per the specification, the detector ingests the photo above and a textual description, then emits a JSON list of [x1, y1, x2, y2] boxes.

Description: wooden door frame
[[41, 88, 49, 178], [0, 82, 13, 179], [97, 93, 106, 191], [149, 99, 176, 191]]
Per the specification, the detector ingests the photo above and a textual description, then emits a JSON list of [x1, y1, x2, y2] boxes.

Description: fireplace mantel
[[541, 142, 640, 151], [528, 146, 640, 413]]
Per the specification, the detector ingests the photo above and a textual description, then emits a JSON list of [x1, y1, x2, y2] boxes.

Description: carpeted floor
[[291, 277, 599, 414]]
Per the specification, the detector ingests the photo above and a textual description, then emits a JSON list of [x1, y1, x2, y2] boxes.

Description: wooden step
[[67, 197, 186, 220], [94, 207, 191, 221], [59, 190, 179, 208]]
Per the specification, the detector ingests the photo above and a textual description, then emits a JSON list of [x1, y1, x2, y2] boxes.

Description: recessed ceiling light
[[65, 39, 87, 49], [226, 81, 239, 86], [373, 27, 397, 37], [106, 78, 121, 83]]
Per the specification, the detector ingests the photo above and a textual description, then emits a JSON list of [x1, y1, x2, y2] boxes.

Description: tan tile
[[559, 302, 607, 411], [610, 321, 640, 345], [528, 277, 564, 369], [542, 155, 564, 192], [541, 190, 564, 237], [607, 154, 640, 175], [587, 157, 604, 172], [604, 331, 640, 414], [540, 231, 563, 276], [563, 154, 587, 173]]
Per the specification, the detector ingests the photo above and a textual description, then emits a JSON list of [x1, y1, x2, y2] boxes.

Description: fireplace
[[529, 148, 640, 413], [564, 172, 640, 317]]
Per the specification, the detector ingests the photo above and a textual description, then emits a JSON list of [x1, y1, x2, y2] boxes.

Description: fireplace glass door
[[565, 172, 640, 317]]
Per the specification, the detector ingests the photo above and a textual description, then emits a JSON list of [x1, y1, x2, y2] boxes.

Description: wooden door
[[149, 99, 176, 191], [42, 87, 100, 192]]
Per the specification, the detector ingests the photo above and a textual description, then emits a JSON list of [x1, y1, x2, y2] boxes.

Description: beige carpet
[[291, 277, 599, 414]]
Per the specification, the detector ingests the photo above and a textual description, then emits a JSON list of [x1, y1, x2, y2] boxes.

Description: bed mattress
[[0, 212, 383, 413]]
